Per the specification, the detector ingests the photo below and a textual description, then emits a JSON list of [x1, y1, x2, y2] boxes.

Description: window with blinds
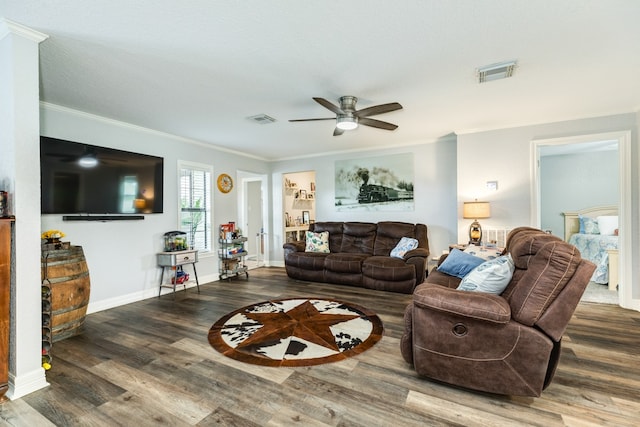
[[178, 161, 212, 252]]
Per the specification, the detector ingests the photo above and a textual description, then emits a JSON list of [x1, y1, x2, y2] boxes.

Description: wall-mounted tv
[[40, 137, 164, 215]]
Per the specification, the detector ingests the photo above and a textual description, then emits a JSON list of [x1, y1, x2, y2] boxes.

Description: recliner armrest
[[413, 283, 511, 324], [403, 247, 429, 259], [283, 241, 306, 253]]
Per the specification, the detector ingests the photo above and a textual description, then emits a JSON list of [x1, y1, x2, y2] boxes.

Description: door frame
[[530, 130, 631, 308], [237, 170, 269, 266]]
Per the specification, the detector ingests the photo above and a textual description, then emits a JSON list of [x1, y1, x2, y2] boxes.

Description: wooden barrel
[[41, 246, 91, 342]]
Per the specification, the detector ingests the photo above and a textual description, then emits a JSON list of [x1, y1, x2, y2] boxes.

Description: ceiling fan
[[289, 96, 403, 136]]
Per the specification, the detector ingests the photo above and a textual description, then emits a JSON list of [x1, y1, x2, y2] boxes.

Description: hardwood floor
[[1, 267, 639, 426]]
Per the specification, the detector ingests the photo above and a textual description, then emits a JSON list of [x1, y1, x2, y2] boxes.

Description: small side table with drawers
[[157, 249, 200, 296]]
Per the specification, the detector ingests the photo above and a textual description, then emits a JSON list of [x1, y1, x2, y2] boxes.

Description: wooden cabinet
[[1, 218, 14, 401]]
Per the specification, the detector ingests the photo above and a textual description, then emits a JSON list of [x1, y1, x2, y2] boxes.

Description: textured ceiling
[[3, 0, 640, 160]]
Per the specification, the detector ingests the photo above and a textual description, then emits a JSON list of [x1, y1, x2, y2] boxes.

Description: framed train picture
[[334, 153, 414, 212]]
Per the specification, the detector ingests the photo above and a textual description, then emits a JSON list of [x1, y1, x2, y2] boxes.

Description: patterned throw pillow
[[390, 237, 419, 258], [579, 215, 600, 234], [305, 231, 330, 253]]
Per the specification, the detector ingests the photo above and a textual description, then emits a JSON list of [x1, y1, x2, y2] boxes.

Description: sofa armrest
[[403, 247, 429, 260], [283, 240, 306, 253], [412, 283, 511, 324], [282, 240, 306, 260]]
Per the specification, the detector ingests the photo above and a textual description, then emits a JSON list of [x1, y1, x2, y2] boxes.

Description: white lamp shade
[[463, 201, 490, 219]]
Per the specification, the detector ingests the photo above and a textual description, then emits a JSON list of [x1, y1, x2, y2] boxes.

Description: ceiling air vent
[[248, 114, 276, 124], [476, 60, 517, 83]]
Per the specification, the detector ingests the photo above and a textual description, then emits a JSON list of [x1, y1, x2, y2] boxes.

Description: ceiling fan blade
[[355, 102, 403, 118], [358, 117, 398, 131], [313, 97, 344, 114], [333, 127, 345, 136], [289, 118, 335, 122]]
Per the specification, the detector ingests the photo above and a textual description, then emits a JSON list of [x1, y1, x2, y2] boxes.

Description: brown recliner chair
[[400, 227, 596, 396]]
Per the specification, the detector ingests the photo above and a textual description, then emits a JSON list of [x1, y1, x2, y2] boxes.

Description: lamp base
[[468, 220, 482, 245]]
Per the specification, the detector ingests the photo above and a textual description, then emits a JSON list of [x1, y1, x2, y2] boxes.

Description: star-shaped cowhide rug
[[208, 298, 383, 367]]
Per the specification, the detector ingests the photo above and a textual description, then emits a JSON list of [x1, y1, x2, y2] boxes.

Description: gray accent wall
[[540, 149, 619, 237]]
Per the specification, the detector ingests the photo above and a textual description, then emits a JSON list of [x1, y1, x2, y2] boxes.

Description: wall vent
[[248, 114, 277, 124], [477, 60, 517, 83]]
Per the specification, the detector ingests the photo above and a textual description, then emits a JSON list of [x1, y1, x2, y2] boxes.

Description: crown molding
[[0, 18, 48, 43]]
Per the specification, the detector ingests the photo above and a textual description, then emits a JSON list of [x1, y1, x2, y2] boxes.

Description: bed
[[563, 206, 619, 291]]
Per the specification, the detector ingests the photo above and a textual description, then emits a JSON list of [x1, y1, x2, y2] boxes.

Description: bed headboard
[[562, 205, 618, 241]]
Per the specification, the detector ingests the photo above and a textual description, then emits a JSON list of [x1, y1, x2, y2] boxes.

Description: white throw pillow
[[457, 253, 515, 295], [597, 216, 618, 236], [390, 237, 419, 258]]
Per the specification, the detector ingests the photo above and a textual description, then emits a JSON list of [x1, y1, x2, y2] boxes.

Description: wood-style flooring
[[0, 267, 639, 426]]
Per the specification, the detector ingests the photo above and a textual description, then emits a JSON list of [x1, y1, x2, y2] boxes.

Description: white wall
[[457, 113, 639, 306], [270, 136, 458, 264], [40, 104, 270, 312]]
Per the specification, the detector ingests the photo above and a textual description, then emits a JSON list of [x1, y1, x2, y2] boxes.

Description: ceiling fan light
[[336, 115, 358, 130], [78, 154, 98, 168]]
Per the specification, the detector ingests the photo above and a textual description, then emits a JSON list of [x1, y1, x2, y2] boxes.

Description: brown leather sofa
[[283, 221, 429, 293], [400, 227, 595, 396]]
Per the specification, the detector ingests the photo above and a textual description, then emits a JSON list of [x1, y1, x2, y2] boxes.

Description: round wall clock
[[217, 173, 233, 193]]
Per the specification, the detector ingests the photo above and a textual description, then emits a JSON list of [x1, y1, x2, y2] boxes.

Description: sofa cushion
[[436, 249, 484, 279], [305, 231, 330, 253], [363, 256, 416, 282], [325, 253, 369, 274], [390, 237, 419, 258], [284, 252, 328, 270], [457, 253, 515, 294], [309, 222, 344, 252], [374, 221, 417, 256], [340, 222, 376, 254]]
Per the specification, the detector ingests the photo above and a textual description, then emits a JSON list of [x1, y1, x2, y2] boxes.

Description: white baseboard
[[86, 272, 219, 314], [7, 369, 49, 400]]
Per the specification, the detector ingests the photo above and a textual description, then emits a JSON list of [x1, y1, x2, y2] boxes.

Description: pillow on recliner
[[305, 231, 330, 253], [390, 237, 419, 258], [436, 248, 484, 278], [457, 253, 514, 294]]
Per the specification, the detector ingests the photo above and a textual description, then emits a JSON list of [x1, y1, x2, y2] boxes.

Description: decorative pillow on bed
[[305, 231, 330, 253], [463, 245, 503, 260], [597, 216, 618, 236], [437, 248, 484, 279], [457, 253, 515, 294], [579, 215, 600, 234], [390, 237, 419, 258]]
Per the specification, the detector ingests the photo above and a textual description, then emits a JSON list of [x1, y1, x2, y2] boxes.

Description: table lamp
[[463, 200, 491, 245]]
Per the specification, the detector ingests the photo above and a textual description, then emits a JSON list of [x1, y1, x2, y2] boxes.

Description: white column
[[0, 19, 50, 399]]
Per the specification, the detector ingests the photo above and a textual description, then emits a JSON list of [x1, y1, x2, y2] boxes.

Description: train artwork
[[357, 184, 413, 204]]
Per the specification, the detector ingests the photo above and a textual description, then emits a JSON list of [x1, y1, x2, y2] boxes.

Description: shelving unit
[[41, 258, 53, 369], [285, 225, 308, 242], [219, 236, 249, 281]]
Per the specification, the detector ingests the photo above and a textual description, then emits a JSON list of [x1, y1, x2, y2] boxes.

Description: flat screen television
[[40, 137, 164, 215]]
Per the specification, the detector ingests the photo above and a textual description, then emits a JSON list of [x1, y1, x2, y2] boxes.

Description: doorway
[[531, 131, 631, 307], [237, 171, 268, 269]]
